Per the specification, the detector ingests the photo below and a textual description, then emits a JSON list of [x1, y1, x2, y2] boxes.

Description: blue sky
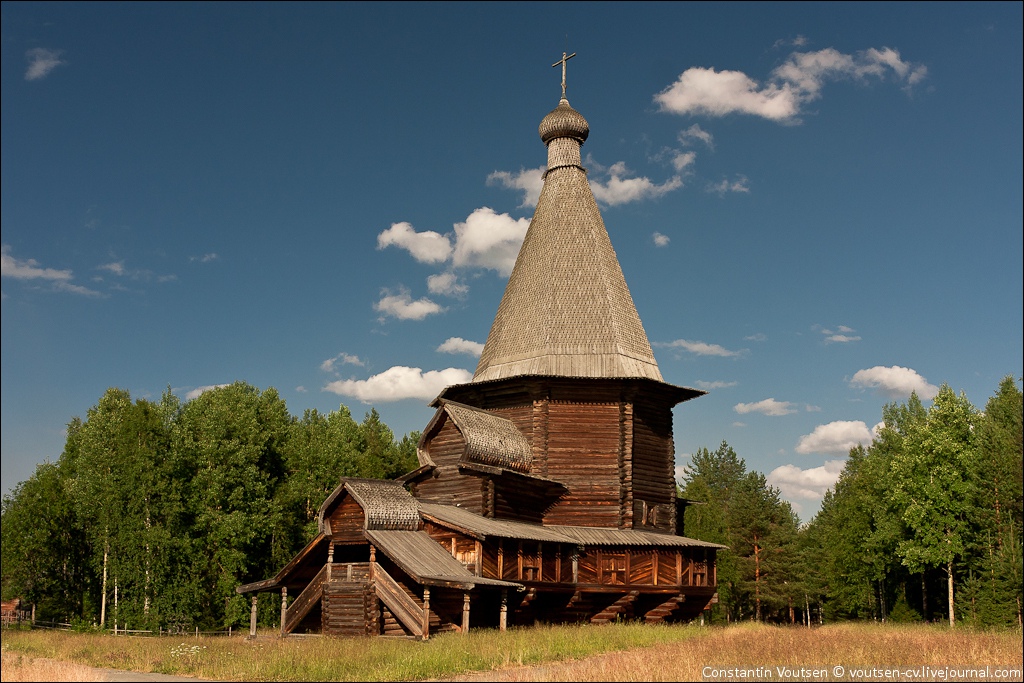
[[2, 2, 1021, 520]]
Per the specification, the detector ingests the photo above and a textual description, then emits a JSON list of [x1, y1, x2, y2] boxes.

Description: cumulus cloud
[[25, 48, 66, 81], [796, 420, 874, 455], [436, 337, 484, 357], [696, 380, 737, 390], [656, 339, 744, 357], [849, 365, 939, 399], [734, 398, 797, 416], [377, 222, 453, 264], [427, 271, 468, 298], [487, 167, 546, 209], [589, 162, 683, 206], [767, 459, 845, 501], [320, 352, 365, 373], [323, 366, 474, 403], [451, 207, 530, 277], [653, 232, 671, 247], [654, 46, 927, 123], [185, 384, 230, 400], [706, 175, 750, 196], [374, 288, 444, 321]]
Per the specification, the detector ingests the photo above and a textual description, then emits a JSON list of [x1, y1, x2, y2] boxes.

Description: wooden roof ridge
[[472, 95, 664, 384], [317, 477, 420, 533]]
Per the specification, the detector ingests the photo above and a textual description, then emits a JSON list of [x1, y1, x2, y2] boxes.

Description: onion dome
[[538, 97, 589, 145]]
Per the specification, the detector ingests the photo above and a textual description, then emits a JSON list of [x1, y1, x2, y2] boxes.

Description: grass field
[[2, 622, 1021, 682]]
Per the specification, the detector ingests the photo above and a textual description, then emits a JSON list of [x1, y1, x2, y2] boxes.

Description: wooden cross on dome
[[552, 51, 576, 99]]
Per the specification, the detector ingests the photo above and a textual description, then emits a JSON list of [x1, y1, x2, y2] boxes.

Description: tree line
[[1, 382, 418, 631], [679, 376, 1022, 628], [3, 377, 1021, 630]]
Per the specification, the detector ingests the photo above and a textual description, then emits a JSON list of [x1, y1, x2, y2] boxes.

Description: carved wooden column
[[421, 587, 431, 641], [249, 595, 258, 638], [280, 587, 288, 637], [499, 589, 508, 631], [462, 592, 471, 634]]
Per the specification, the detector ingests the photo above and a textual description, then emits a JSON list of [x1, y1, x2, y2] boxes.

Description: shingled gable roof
[[421, 400, 533, 473], [317, 478, 420, 533], [472, 95, 663, 383]]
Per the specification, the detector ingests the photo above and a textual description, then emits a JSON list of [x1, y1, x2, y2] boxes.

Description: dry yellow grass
[[1, 623, 1020, 682], [452, 623, 1024, 682], [0, 651, 105, 682]]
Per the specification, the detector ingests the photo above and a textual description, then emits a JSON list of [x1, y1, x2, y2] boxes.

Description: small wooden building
[[238, 71, 723, 638]]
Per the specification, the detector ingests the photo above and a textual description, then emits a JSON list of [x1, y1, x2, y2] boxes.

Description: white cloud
[[706, 175, 750, 196], [374, 288, 444, 321], [796, 420, 874, 455], [98, 261, 125, 276], [320, 352, 365, 373], [671, 151, 697, 173], [654, 46, 927, 123], [678, 124, 714, 149], [323, 366, 473, 403], [653, 232, 671, 247], [656, 339, 743, 357], [734, 398, 797, 416], [25, 48, 66, 81], [190, 253, 219, 263], [377, 222, 453, 264], [767, 459, 846, 501], [695, 380, 737, 390], [589, 162, 683, 206], [451, 207, 530, 277], [849, 365, 939, 399], [1, 244, 101, 296], [2, 244, 73, 281], [744, 333, 767, 342], [820, 325, 861, 343], [427, 271, 468, 297], [487, 167, 546, 209], [185, 384, 230, 400], [436, 337, 484, 357], [295, 386, 308, 393]]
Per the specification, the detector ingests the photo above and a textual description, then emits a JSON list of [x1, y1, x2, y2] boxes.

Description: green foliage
[[0, 382, 421, 631]]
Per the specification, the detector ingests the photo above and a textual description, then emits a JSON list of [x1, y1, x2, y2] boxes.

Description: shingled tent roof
[[473, 96, 663, 383]]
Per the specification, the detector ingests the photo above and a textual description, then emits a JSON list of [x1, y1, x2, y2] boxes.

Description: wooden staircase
[[644, 594, 686, 623], [371, 563, 426, 639], [284, 564, 328, 634], [590, 591, 639, 624]]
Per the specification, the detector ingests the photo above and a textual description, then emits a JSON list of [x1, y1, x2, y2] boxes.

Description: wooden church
[[238, 56, 722, 639]]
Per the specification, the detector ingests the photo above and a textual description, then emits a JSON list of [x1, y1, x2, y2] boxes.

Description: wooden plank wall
[[330, 497, 366, 543], [543, 401, 621, 527], [630, 398, 677, 533], [416, 419, 486, 511]]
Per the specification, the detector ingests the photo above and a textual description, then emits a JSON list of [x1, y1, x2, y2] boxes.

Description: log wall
[[630, 398, 677, 533], [542, 401, 622, 527], [329, 497, 366, 543]]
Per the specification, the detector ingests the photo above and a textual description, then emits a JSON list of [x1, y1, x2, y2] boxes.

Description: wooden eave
[[364, 529, 522, 591], [433, 374, 705, 409], [457, 461, 568, 495]]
